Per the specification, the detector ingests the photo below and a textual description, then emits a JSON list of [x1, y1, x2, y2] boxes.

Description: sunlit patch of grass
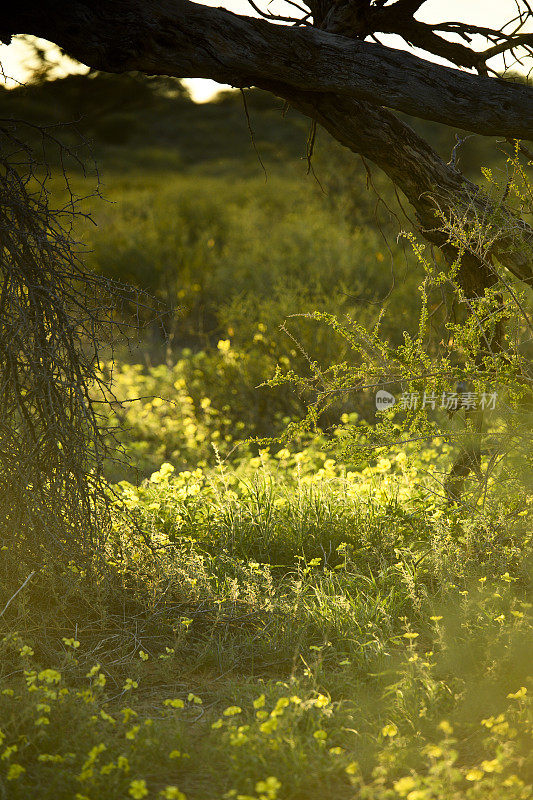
[[1, 444, 531, 798]]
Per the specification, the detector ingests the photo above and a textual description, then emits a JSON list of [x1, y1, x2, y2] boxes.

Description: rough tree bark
[[2, 0, 532, 287], [2, 0, 532, 137]]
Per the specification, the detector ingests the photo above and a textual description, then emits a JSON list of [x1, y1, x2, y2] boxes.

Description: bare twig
[[0, 571, 36, 618]]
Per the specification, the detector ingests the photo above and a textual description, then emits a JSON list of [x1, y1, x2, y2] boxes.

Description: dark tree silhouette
[[2, 1, 532, 284]]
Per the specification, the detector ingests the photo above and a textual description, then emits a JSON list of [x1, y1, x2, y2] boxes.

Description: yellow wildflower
[[37, 669, 61, 684], [160, 788, 187, 800], [255, 776, 281, 798], [394, 776, 417, 796], [129, 779, 149, 799], [438, 720, 453, 735], [223, 706, 242, 716], [507, 686, 527, 699], [7, 764, 25, 780]]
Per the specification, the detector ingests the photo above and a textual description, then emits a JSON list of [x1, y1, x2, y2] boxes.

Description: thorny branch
[[260, 0, 533, 76], [0, 121, 156, 575]]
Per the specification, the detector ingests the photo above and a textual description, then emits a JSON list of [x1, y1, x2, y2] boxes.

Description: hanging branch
[[0, 121, 146, 574]]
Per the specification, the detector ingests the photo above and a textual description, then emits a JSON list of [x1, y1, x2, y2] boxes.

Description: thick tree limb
[[240, 66, 533, 288], [277, 90, 533, 286], [2, 0, 533, 139], [3, 1, 532, 284], [320, 2, 533, 75]]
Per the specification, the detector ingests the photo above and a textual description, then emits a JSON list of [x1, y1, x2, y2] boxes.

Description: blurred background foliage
[[4, 66, 526, 479], [1, 50, 533, 800]]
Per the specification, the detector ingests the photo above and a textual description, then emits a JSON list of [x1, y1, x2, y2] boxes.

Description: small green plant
[[265, 151, 532, 510]]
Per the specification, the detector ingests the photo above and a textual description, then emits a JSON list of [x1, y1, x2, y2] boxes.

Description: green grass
[[1, 70, 532, 800], [1, 442, 532, 799]]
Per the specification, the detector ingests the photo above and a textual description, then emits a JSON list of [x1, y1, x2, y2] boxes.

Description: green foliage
[[1, 451, 532, 798], [0, 75, 306, 171], [78, 169, 419, 342], [265, 150, 533, 508], [2, 70, 533, 800]]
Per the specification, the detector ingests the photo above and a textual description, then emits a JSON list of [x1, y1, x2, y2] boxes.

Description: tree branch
[[3, 0, 533, 139], [270, 87, 533, 286], [377, 17, 488, 71], [391, 0, 427, 14]]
